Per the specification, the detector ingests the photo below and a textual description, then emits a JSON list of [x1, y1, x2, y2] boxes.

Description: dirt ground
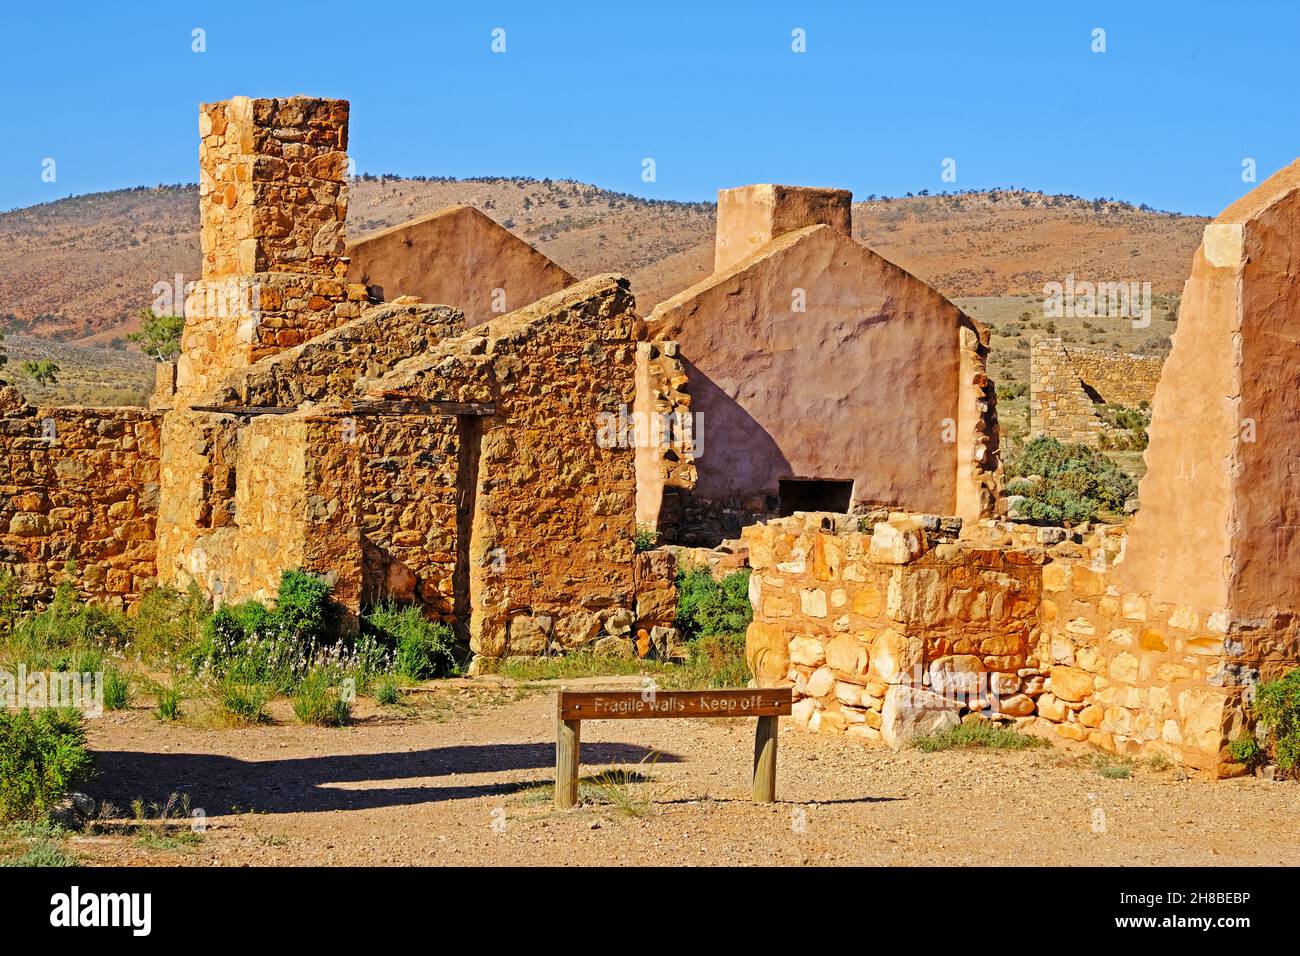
[[67, 678, 1299, 867]]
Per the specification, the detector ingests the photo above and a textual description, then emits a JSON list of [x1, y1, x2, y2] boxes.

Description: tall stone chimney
[[198, 95, 350, 278], [175, 95, 366, 405], [714, 184, 852, 273]]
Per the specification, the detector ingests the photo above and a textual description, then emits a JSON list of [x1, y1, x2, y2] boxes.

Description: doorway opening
[[777, 478, 853, 517]]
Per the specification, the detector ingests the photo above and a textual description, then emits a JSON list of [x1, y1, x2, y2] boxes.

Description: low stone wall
[[743, 512, 1273, 775], [0, 386, 161, 607], [744, 512, 1043, 745], [1029, 337, 1162, 445], [1041, 531, 1258, 776]]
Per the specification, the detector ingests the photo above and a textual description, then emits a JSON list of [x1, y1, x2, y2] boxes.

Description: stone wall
[[360, 274, 644, 666], [179, 96, 370, 406], [743, 513, 1042, 745], [0, 385, 161, 606], [198, 96, 350, 279], [211, 301, 464, 407], [743, 512, 1271, 775], [1029, 337, 1162, 445]]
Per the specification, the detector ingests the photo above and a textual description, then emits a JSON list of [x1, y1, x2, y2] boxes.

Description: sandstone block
[[881, 684, 960, 749], [1050, 665, 1095, 702]]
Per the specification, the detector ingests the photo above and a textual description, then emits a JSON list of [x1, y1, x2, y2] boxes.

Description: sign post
[[553, 687, 793, 810]]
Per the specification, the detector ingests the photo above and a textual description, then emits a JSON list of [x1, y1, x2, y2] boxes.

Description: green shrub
[[13, 577, 129, 658], [913, 721, 1048, 752], [675, 567, 753, 640], [273, 570, 337, 654], [0, 569, 22, 638], [363, 603, 457, 681], [663, 633, 750, 689], [1228, 732, 1265, 769], [374, 676, 400, 706], [0, 709, 95, 823], [995, 382, 1028, 401], [193, 570, 342, 690], [155, 681, 182, 722], [1005, 436, 1136, 525], [216, 678, 271, 725], [633, 524, 659, 552], [103, 667, 131, 711], [292, 668, 352, 727], [128, 583, 209, 663], [1249, 668, 1300, 772]]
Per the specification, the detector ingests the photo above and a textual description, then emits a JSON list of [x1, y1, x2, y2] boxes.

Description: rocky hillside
[[0, 178, 1207, 344]]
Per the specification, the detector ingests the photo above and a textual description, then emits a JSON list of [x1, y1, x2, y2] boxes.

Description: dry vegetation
[[1, 179, 1204, 341]]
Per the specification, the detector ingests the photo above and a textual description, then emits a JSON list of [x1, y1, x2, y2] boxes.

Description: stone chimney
[[714, 184, 852, 273], [177, 95, 365, 405], [198, 95, 350, 279]]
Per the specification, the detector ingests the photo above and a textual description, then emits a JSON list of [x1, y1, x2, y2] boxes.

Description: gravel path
[[72, 680, 1300, 867]]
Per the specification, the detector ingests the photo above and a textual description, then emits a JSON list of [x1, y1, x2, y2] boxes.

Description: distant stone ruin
[[1029, 338, 1162, 444]]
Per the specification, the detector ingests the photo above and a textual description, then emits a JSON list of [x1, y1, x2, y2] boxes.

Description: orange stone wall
[[0, 386, 161, 607]]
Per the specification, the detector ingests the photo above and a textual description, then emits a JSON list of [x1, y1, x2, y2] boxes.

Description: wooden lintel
[[186, 401, 495, 418]]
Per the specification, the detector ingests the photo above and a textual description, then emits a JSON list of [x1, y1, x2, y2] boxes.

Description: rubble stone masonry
[[744, 513, 1259, 775], [1029, 337, 1162, 445], [0, 386, 161, 606]]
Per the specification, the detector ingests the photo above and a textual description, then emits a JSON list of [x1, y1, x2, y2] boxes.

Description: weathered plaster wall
[[1119, 160, 1300, 620], [346, 205, 575, 326], [649, 222, 984, 540]]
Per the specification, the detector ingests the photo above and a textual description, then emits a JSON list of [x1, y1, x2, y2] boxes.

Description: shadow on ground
[[89, 742, 681, 816]]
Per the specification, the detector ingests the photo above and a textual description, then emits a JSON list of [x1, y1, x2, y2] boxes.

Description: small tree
[[127, 309, 184, 361], [21, 359, 59, 386]]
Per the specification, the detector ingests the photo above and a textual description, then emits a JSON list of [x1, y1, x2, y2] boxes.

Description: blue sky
[[1, 0, 1297, 215]]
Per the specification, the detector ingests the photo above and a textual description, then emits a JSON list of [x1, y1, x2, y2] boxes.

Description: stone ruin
[[0, 94, 997, 671], [746, 159, 1300, 776], [638, 184, 1000, 545], [1029, 337, 1162, 445], [1, 93, 1297, 774]]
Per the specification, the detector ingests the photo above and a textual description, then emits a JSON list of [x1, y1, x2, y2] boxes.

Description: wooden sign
[[557, 688, 791, 721], [554, 686, 792, 809]]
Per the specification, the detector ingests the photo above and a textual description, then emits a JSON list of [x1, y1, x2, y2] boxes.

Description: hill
[[0, 179, 1207, 344]]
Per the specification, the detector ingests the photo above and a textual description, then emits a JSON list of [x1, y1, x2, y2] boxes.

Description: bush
[[1005, 436, 1136, 525], [913, 721, 1048, 752], [633, 524, 659, 552], [1228, 733, 1265, 769], [995, 382, 1027, 401], [193, 570, 341, 690], [665, 633, 750, 689], [0, 709, 95, 823], [12, 577, 129, 659], [374, 676, 400, 706], [216, 678, 271, 725], [292, 669, 352, 727], [675, 567, 753, 640], [1249, 668, 1300, 772], [128, 583, 209, 664], [363, 603, 457, 681], [103, 668, 131, 711], [154, 676, 183, 722]]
